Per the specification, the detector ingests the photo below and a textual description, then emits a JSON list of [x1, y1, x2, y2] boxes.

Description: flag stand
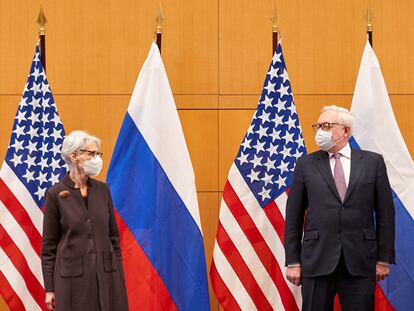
[[37, 6, 47, 72], [367, 1, 373, 46], [271, 2, 278, 55], [155, 3, 164, 54]]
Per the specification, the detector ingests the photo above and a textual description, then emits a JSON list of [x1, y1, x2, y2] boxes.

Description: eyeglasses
[[312, 122, 347, 132], [79, 149, 103, 158]]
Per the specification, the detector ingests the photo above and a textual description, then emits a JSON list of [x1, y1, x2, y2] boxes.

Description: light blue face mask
[[315, 129, 344, 151]]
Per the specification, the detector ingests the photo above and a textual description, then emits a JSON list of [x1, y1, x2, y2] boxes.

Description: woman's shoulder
[[46, 175, 72, 197], [89, 178, 110, 192]]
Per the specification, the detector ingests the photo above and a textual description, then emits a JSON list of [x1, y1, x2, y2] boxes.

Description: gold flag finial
[[156, 1, 164, 34], [366, 0, 373, 32], [270, 1, 278, 33], [37, 6, 47, 35]]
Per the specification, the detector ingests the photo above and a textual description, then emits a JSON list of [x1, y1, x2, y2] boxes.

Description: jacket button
[[88, 233, 94, 239], [90, 249, 95, 254], [341, 206, 344, 210], [86, 218, 91, 223]]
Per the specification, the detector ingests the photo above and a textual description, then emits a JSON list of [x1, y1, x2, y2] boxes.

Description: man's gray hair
[[61, 130, 101, 164], [321, 105, 354, 132]]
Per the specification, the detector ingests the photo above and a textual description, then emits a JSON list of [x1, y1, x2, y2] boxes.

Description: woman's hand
[[45, 292, 56, 310]]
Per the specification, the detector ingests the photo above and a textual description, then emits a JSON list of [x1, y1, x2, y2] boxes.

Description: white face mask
[[80, 156, 103, 177], [315, 129, 344, 151]]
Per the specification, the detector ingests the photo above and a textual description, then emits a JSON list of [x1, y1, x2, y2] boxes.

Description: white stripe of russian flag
[[127, 42, 202, 232]]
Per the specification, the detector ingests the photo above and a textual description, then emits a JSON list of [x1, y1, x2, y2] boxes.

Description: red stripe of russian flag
[[115, 210, 178, 311]]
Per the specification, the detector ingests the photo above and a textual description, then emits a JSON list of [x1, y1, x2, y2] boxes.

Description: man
[[284, 105, 395, 311]]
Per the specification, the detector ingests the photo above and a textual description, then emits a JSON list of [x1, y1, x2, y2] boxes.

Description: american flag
[[0, 44, 66, 310], [210, 43, 306, 310]]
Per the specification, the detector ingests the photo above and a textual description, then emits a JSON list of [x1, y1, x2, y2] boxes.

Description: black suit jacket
[[284, 148, 395, 278]]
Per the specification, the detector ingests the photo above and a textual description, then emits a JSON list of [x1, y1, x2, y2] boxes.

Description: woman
[[41, 130, 128, 311]]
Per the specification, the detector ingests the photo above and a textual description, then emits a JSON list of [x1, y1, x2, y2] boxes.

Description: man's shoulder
[[297, 150, 326, 162], [298, 148, 383, 159], [352, 148, 383, 160]]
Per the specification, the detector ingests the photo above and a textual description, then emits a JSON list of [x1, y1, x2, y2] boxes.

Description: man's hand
[[45, 292, 56, 310], [286, 266, 302, 286], [376, 263, 390, 282]]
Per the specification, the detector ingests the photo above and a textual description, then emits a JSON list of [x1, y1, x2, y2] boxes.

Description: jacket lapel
[[315, 151, 342, 202], [343, 149, 364, 203]]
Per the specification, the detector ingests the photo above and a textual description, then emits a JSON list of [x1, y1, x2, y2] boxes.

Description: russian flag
[[350, 40, 414, 310], [106, 43, 210, 310]]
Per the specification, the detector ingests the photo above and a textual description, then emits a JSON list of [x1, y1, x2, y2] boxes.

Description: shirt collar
[[62, 173, 92, 189], [328, 143, 351, 159]]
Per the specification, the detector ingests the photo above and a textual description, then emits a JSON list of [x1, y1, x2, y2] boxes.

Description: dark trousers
[[301, 254, 376, 311]]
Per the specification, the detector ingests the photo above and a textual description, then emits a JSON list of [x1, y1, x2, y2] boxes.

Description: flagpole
[[367, 1, 373, 46], [271, 2, 279, 54], [37, 6, 47, 72], [155, 2, 164, 53]]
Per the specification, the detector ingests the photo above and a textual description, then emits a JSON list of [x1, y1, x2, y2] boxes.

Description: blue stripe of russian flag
[[107, 113, 210, 310], [350, 137, 414, 310]]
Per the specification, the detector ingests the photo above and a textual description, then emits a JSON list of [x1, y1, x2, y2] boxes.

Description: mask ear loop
[[334, 125, 349, 144]]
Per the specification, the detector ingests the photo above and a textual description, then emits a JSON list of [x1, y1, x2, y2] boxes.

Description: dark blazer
[[284, 148, 395, 278], [41, 175, 128, 311]]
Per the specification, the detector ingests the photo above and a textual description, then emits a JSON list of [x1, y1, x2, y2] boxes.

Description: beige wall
[[1, 1, 414, 310]]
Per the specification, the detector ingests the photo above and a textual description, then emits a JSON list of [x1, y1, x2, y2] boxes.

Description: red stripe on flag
[[0, 271, 26, 311], [0, 178, 42, 254], [115, 211, 178, 311], [0, 225, 45, 310], [375, 284, 395, 311], [210, 259, 241, 311], [215, 221, 273, 310], [223, 181, 299, 311], [263, 200, 286, 245]]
